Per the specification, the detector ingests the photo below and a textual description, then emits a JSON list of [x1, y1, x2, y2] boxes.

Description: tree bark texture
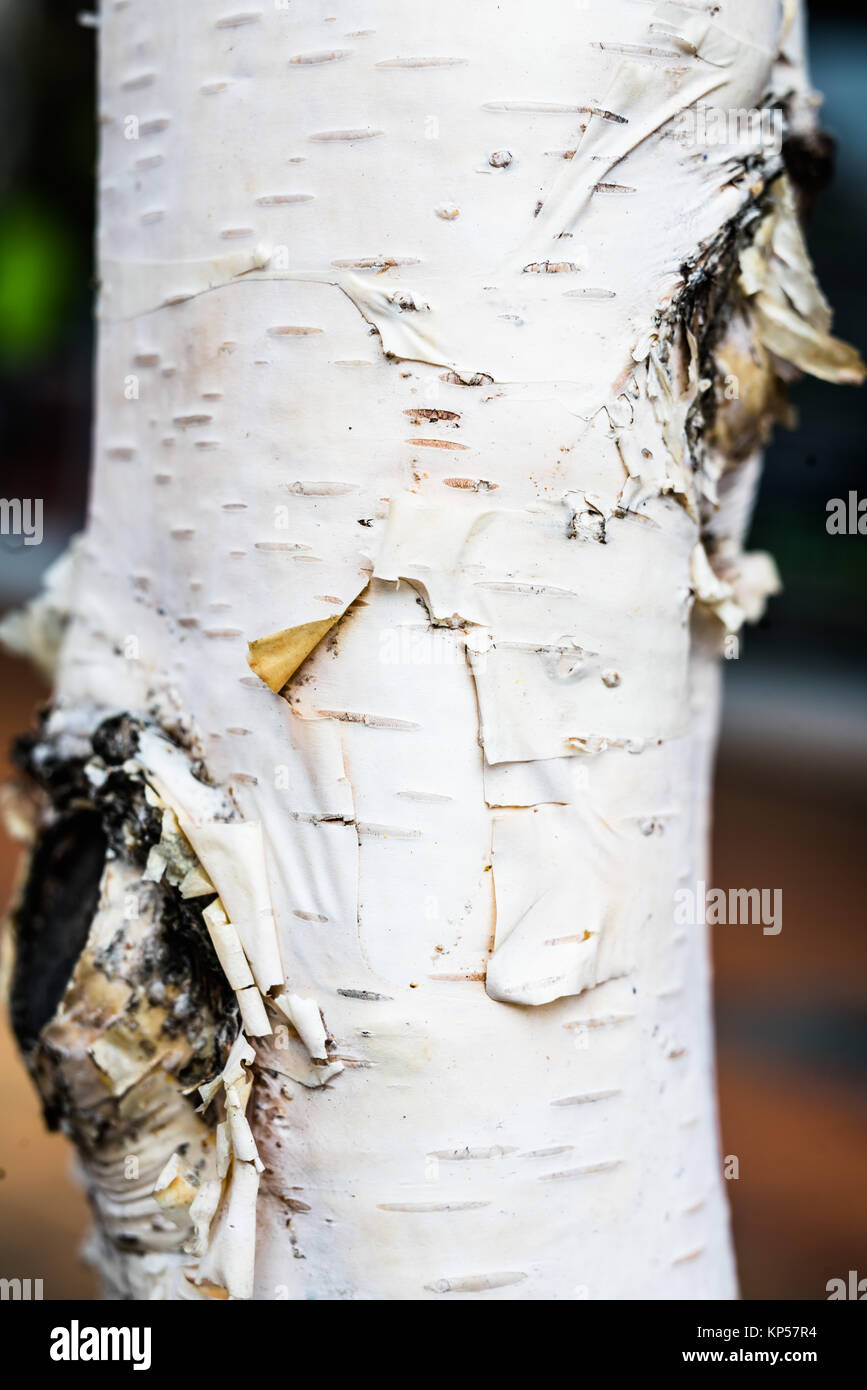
[[1, 0, 862, 1300]]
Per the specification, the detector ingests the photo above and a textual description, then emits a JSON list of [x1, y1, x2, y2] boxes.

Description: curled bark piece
[[247, 616, 342, 693], [739, 176, 865, 385]]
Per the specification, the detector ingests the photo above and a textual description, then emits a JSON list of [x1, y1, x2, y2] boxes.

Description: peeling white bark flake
[[2, 0, 862, 1300]]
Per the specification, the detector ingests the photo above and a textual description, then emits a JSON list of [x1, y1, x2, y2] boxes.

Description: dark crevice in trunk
[[10, 808, 106, 1051]]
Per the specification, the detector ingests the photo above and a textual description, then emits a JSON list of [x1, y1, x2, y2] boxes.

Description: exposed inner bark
[[10, 715, 239, 1116]]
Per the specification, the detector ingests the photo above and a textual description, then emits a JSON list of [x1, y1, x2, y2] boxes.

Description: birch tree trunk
[[2, 0, 861, 1300]]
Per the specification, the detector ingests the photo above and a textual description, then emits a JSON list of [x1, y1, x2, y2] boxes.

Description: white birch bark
[[2, 0, 861, 1300]]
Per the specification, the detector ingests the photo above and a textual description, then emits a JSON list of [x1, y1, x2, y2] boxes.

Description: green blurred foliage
[[0, 197, 76, 367]]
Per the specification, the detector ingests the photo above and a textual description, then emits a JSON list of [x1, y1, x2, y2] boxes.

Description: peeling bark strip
[[1, 0, 862, 1299]]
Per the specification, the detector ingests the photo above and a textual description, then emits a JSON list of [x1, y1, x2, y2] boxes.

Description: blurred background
[[0, 1, 864, 1300]]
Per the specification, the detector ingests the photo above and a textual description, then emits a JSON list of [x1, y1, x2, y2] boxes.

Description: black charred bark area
[[10, 808, 106, 1052], [7, 712, 238, 1095]]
